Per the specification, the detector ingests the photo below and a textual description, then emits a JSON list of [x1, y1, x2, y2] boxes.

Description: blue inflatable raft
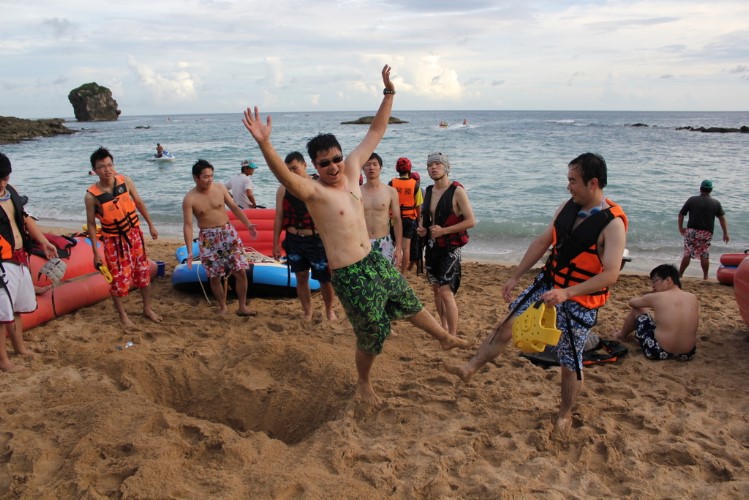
[[172, 259, 320, 298]]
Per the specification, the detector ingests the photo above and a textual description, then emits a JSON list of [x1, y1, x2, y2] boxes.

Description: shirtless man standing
[[182, 160, 258, 316], [613, 264, 699, 361], [361, 152, 402, 267], [242, 65, 468, 404]]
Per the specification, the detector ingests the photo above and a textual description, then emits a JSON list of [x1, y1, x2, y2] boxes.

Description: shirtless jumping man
[[612, 264, 699, 361], [182, 159, 258, 316], [242, 65, 469, 404]]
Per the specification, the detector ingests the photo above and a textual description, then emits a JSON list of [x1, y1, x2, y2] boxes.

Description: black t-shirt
[[680, 194, 725, 233]]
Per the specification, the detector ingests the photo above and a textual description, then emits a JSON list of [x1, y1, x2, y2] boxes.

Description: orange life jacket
[[87, 175, 140, 240], [390, 176, 419, 219], [544, 198, 628, 309]]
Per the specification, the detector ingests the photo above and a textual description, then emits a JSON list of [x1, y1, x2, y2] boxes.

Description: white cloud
[[126, 56, 197, 103], [1, 0, 748, 116]]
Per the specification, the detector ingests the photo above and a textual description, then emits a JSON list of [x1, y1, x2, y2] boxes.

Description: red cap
[[396, 157, 412, 174], [410, 171, 420, 181]]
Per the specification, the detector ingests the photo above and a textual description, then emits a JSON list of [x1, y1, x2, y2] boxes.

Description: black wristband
[[383, 89, 396, 95]]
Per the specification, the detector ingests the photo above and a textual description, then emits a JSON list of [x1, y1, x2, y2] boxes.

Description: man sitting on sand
[[445, 153, 627, 432], [612, 264, 698, 361], [242, 65, 469, 405], [85, 147, 162, 328], [272, 152, 337, 321], [361, 152, 402, 267], [182, 160, 258, 316]]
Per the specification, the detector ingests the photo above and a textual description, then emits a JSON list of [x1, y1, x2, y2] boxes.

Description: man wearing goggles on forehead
[[242, 65, 469, 406]]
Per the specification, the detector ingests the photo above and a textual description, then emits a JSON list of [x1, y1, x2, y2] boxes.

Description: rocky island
[[341, 116, 408, 124], [68, 82, 121, 121]]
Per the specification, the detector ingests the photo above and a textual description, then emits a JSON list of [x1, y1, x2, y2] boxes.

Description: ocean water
[[3, 110, 747, 276]]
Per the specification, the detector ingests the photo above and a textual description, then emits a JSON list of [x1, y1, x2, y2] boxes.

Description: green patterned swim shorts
[[332, 250, 423, 354]]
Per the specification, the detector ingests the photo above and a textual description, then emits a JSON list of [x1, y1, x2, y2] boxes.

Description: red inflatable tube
[[29, 236, 104, 288], [735, 258, 749, 327], [720, 252, 749, 267], [20, 260, 158, 331], [716, 266, 736, 286]]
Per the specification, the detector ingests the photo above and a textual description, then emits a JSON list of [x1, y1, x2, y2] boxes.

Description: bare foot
[[326, 309, 338, 322], [444, 361, 474, 383], [236, 309, 257, 317], [119, 316, 137, 329], [553, 416, 572, 436], [611, 330, 627, 342], [144, 309, 163, 323], [0, 360, 25, 372], [216, 306, 229, 315], [17, 348, 36, 357], [439, 334, 470, 351], [357, 379, 381, 406]]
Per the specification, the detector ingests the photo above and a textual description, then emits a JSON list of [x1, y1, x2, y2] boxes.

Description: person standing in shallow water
[[678, 179, 729, 280], [445, 153, 627, 433], [242, 65, 469, 405], [85, 147, 162, 329]]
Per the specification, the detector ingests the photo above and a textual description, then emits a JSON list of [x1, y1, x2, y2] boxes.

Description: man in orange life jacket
[[85, 147, 162, 329], [389, 157, 422, 273], [446, 153, 627, 433], [0, 153, 58, 372], [416, 152, 475, 338], [272, 152, 337, 322]]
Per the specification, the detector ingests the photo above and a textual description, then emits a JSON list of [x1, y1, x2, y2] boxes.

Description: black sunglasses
[[316, 155, 344, 168]]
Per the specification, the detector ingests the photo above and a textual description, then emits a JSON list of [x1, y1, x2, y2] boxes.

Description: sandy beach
[[1, 235, 748, 498]]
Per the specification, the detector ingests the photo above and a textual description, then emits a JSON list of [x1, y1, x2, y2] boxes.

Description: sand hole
[[122, 358, 347, 446]]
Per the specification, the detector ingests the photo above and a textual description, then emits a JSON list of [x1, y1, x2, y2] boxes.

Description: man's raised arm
[[346, 65, 395, 179], [242, 107, 315, 202]]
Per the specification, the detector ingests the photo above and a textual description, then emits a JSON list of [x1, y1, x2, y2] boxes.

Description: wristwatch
[[383, 89, 396, 95]]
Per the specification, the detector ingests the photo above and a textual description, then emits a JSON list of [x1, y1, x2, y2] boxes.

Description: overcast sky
[[2, 1, 748, 118]]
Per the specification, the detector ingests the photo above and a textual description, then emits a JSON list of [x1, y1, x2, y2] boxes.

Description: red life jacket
[[422, 181, 469, 249], [282, 190, 315, 230], [389, 176, 419, 219], [0, 185, 32, 262], [544, 198, 628, 309]]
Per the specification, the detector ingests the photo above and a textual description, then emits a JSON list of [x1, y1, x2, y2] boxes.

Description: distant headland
[[0, 116, 74, 145], [341, 116, 409, 124]]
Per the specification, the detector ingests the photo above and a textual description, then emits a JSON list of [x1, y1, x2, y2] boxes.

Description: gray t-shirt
[[680, 194, 724, 233]]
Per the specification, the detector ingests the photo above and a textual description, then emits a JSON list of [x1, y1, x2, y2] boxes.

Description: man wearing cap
[[416, 152, 475, 338], [225, 159, 258, 209], [389, 157, 423, 273], [678, 179, 729, 279]]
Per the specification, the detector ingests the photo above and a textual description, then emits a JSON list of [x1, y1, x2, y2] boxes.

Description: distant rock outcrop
[[0, 116, 74, 144], [341, 116, 408, 125], [68, 82, 121, 121], [676, 125, 749, 133]]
